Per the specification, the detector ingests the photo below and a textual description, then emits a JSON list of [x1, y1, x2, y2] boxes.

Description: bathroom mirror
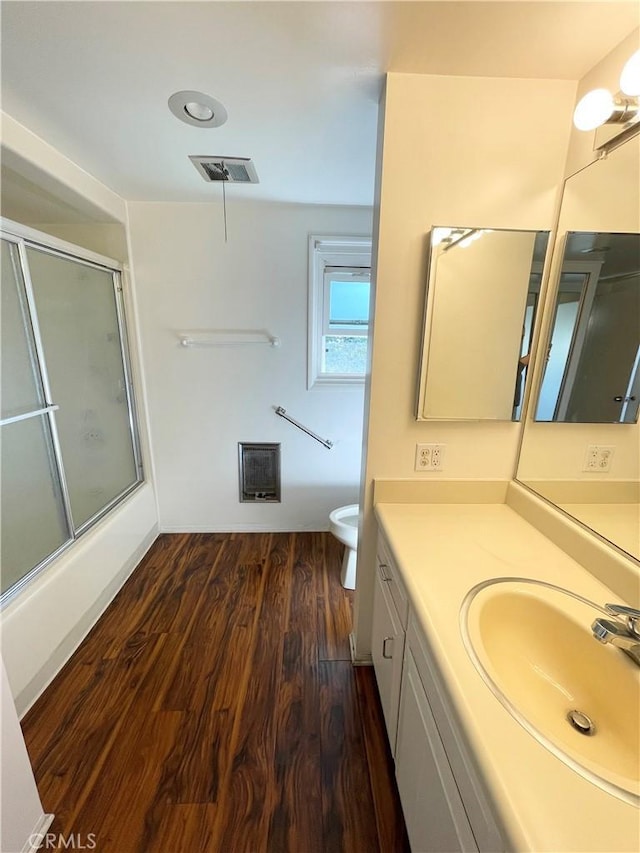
[[416, 227, 549, 421], [518, 135, 640, 560], [535, 230, 640, 424]]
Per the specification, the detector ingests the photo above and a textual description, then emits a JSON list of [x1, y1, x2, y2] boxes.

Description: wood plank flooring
[[21, 532, 409, 853]]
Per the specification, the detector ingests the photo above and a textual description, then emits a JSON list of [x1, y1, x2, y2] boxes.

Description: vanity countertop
[[375, 500, 640, 853], [557, 502, 640, 561]]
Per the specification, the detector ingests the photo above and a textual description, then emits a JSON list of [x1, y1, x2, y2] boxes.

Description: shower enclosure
[[1, 221, 143, 602]]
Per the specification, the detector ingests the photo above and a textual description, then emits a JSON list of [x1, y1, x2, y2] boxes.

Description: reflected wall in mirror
[[417, 227, 549, 421], [536, 230, 640, 423], [518, 135, 640, 561]]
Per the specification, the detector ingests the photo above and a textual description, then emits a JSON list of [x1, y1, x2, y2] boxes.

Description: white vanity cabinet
[[373, 530, 504, 853], [396, 615, 504, 853], [371, 534, 408, 751], [396, 645, 478, 853], [373, 499, 640, 853]]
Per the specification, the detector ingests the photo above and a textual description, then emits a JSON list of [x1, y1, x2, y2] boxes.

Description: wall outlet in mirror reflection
[[583, 445, 615, 473]]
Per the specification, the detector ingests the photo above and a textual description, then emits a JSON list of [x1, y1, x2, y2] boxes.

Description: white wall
[[127, 200, 372, 532], [0, 113, 159, 711], [355, 73, 576, 658], [1, 658, 52, 853], [1, 113, 126, 223]]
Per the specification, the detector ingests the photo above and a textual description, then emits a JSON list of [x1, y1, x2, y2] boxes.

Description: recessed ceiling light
[[184, 102, 214, 122], [168, 90, 227, 128]]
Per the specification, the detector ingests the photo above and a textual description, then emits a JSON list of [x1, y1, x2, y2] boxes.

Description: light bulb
[[184, 102, 215, 122], [573, 88, 615, 131], [620, 50, 640, 97]]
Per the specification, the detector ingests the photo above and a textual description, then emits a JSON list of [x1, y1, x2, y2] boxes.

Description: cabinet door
[[396, 650, 478, 853], [372, 564, 405, 752]]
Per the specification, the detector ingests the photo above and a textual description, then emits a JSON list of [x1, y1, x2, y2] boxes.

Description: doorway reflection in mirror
[[536, 231, 640, 424]]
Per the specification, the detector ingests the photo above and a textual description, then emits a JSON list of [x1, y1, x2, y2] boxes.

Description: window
[[308, 235, 372, 387], [0, 222, 143, 603]]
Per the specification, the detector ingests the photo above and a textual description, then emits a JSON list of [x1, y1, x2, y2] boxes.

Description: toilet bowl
[[329, 503, 359, 589]]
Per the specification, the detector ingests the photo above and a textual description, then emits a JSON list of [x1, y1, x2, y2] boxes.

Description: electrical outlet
[[431, 444, 444, 470], [415, 443, 445, 472], [583, 445, 615, 472]]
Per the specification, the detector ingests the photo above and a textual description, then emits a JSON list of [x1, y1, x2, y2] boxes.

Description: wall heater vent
[[238, 443, 281, 503]]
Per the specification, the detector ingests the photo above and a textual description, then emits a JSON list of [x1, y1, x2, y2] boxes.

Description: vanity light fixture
[[620, 49, 640, 97], [572, 49, 640, 153], [168, 90, 228, 128]]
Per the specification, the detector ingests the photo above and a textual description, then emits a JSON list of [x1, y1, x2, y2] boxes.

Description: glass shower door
[[0, 238, 71, 593], [26, 247, 140, 530]]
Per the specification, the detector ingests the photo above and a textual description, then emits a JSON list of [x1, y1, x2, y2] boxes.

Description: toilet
[[329, 504, 360, 589]]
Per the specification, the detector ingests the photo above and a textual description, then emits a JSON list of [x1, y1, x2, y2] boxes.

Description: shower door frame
[[0, 217, 144, 606]]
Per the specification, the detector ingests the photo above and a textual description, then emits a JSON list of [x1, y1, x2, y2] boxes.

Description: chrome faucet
[[592, 604, 640, 666]]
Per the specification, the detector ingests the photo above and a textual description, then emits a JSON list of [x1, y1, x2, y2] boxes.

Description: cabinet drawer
[[376, 533, 409, 629]]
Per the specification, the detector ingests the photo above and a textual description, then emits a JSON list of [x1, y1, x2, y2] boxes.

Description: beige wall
[[355, 72, 576, 658]]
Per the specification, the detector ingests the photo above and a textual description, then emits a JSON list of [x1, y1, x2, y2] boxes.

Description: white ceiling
[[1, 1, 638, 207]]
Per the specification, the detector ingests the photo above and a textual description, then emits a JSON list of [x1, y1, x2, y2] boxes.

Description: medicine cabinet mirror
[[416, 227, 549, 421], [518, 135, 640, 561]]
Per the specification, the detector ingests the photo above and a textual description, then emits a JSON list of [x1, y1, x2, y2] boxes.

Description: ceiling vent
[[189, 156, 259, 184]]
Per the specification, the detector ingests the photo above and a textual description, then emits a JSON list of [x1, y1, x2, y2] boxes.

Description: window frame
[[308, 235, 372, 388]]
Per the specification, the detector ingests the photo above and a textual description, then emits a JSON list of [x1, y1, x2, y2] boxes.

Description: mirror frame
[[416, 226, 550, 422]]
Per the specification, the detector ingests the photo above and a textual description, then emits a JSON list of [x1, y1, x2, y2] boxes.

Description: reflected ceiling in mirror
[[417, 227, 549, 421], [536, 230, 640, 424]]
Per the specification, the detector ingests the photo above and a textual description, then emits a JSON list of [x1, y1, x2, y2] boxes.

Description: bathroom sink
[[460, 578, 640, 806]]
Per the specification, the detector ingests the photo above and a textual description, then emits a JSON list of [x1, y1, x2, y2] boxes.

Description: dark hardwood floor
[[21, 532, 409, 853]]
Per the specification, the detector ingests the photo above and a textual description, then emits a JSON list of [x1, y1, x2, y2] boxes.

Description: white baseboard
[[349, 631, 372, 666], [21, 812, 55, 853]]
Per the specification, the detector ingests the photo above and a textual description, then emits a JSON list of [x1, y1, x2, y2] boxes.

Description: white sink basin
[[461, 578, 640, 806]]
